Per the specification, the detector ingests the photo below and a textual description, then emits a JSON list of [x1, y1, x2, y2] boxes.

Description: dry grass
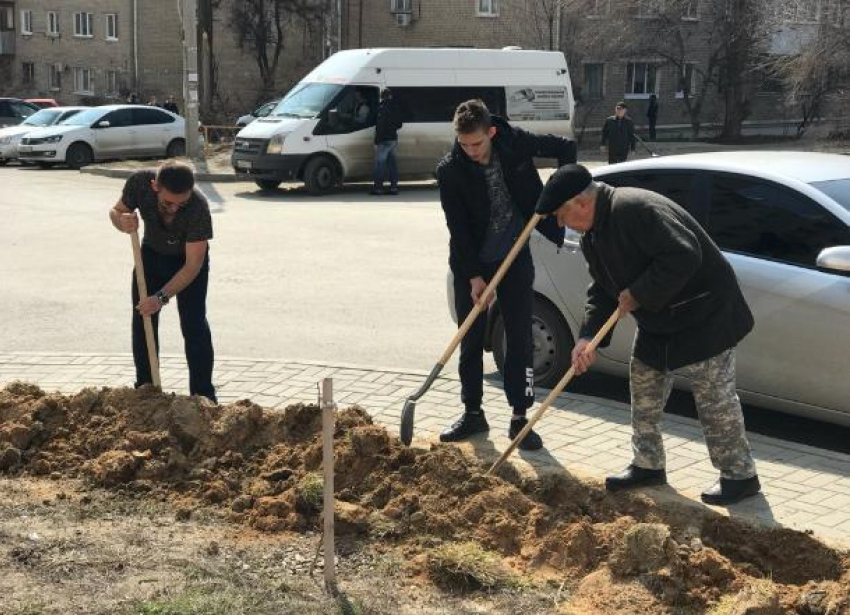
[[707, 578, 780, 615], [427, 541, 520, 592]]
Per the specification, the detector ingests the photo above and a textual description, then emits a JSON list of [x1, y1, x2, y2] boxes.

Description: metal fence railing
[[199, 125, 242, 156]]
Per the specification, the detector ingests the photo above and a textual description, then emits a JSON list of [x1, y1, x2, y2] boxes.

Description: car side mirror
[[96, 120, 111, 128], [816, 246, 850, 275]]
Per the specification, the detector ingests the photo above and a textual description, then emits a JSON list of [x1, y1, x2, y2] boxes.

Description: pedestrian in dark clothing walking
[[647, 94, 659, 141], [109, 162, 217, 402], [163, 95, 180, 115], [536, 164, 761, 505], [371, 88, 403, 195], [600, 102, 636, 164], [437, 99, 577, 451]]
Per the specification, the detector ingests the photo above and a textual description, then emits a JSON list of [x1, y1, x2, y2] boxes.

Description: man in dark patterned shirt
[[109, 162, 217, 402]]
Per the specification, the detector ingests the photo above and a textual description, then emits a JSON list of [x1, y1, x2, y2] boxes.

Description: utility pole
[[180, 0, 202, 160]]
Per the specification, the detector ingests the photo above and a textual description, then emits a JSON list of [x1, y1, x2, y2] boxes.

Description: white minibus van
[[231, 47, 574, 194]]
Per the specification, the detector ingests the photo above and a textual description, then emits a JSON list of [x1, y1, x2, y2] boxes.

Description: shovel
[[399, 213, 543, 446], [131, 230, 161, 388], [488, 309, 621, 474]]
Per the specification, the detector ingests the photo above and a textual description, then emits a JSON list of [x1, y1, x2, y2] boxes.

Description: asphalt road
[[2, 165, 848, 453]]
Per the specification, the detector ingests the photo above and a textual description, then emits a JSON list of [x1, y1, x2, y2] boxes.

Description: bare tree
[[228, 0, 327, 99], [773, 7, 850, 137]]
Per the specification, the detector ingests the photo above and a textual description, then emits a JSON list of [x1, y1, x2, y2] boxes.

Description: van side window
[[392, 87, 505, 123], [317, 85, 379, 135]]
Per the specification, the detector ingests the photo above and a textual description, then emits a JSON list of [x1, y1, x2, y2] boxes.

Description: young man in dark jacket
[[437, 99, 577, 451], [536, 164, 760, 505], [600, 102, 636, 164], [371, 88, 403, 195]]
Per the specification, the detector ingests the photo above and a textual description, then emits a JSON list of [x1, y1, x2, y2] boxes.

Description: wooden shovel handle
[[439, 213, 543, 365], [489, 309, 621, 474], [131, 230, 161, 388]]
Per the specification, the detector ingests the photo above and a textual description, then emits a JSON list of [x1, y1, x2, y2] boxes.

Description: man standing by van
[[437, 99, 576, 451], [600, 102, 636, 164], [109, 162, 217, 403], [371, 88, 403, 195]]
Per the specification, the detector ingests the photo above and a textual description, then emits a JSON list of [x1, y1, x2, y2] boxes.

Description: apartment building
[[342, 0, 848, 138]]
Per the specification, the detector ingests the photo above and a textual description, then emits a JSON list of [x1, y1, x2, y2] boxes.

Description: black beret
[[536, 164, 593, 215]]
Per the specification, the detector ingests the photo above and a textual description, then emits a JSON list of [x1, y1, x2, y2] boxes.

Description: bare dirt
[[0, 381, 848, 615]]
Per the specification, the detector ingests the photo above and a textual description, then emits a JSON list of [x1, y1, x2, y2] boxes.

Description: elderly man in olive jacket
[[536, 164, 760, 506]]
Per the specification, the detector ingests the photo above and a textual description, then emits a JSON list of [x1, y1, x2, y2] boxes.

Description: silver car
[[478, 152, 850, 426]]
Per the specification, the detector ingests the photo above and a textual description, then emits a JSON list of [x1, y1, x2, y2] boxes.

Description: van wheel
[[166, 139, 186, 158], [303, 156, 338, 195], [255, 179, 281, 191], [492, 297, 574, 390], [66, 143, 93, 169]]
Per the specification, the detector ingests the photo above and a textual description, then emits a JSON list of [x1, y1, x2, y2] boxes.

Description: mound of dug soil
[[1, 382, 848, 614]]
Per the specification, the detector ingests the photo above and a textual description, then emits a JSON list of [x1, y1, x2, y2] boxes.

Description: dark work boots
[[701, 476, 761, 506], [439, 411, 490, 442], [605, 464, 668, 491]]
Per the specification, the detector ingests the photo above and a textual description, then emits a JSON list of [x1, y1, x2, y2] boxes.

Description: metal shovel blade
[[400, 398, 416, 446]]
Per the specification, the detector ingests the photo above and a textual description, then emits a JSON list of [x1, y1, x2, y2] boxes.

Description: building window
[[583, 63, 605, 99], [20, 9, 33, 35], [105, 69, 119, 96], [390, 0, 412, 12], [625, 62, 658, 97], [47, 11, 60, 36], [49, 64, 62, 91], [636, 0, 663, 18], [675, 63, 697, 97], [477, 0, 499, 17], [74, 67, 93, 94], [588, 0, 610, 18], [74, 12, 93, 37], [682, 0, 699, 19], [106, 13, 118, 40], [22, 62, 35, 85]]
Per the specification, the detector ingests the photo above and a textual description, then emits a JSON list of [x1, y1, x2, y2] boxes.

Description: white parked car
[[453, 152, 850, 426], [17, 104, 186, 169], [0, 106, 88, 165], [236, 99, 280, 127]]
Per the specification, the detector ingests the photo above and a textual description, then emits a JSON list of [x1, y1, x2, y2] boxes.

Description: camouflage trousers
[[630, 349, 757, 480]]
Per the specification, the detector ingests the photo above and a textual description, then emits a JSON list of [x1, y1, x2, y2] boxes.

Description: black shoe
[[439, 412, 489, 442], [701, 475, 761, 506], [605, 464, 667, 491], [386, 188, 399, 195], [508, 417, 543, 451], [369, 189, 384, 196]]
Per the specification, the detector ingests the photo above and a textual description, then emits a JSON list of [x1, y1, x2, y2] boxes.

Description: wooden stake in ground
[[130, 230, 161, 388], [321, 378, 336, 589], [489, 310, 621, 475]]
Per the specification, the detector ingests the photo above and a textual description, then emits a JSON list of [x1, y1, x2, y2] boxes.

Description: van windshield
[[271, 83, 343, 119]]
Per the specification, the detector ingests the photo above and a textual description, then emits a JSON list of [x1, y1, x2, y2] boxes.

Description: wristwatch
[[155, 290, 170, 306]]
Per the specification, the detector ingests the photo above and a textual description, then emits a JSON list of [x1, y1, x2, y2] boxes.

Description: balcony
[[0, 30, 15, 56]]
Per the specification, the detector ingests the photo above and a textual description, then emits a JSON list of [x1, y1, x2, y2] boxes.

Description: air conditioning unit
[[395, 12, 412, 27]]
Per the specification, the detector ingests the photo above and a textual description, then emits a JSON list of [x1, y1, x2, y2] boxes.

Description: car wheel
[[166, 139, 186, 158], [303, 155, 338, 195], [255, 179, 281, 191], [66, 143, 93, 169], [492, 297, 574, 390], [0, 160, 7, 166]]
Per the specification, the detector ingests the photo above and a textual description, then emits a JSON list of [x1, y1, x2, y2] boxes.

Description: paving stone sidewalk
[[1, 351, 848, 548]]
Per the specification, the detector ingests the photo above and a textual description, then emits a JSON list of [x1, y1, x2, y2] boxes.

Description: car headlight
[[41, 135, 63, 143], [266, 134, 285, 155]]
